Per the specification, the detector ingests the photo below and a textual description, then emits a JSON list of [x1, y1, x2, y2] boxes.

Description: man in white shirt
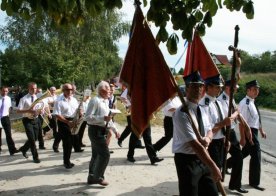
[[85, 81, 119, 186], [173, 71, 221, 195], [239, 80, 267, 191], [17, 82, 41, 163], [0, 86, 19, 155], [53, 83, 81, 169]]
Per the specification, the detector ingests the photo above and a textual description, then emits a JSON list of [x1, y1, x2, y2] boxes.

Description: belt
[[65, 117, 74, 121]]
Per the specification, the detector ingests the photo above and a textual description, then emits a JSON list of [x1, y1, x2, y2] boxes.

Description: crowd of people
[[0, 73, 268, 195]]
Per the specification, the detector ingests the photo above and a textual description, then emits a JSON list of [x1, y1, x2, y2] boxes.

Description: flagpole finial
[[134, 0, 141, 6]]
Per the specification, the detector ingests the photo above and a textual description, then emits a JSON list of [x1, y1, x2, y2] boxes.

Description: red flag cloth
[[184, 32, 219, 79], [119, 6, 177, 137]]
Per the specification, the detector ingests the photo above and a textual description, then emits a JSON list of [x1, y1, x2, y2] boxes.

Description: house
[[210, 53, 231, 66]]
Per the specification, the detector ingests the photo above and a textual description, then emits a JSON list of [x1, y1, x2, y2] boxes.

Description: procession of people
[[0, 73, 269, 195]]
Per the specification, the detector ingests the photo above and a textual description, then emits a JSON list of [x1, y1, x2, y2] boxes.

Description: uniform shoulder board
[[222, 94, 226, 100], [205, 98, 210, 106], [246, 98, 250, 105]]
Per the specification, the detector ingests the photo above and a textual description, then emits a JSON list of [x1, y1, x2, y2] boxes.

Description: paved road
[[260, 110, 276, 157]]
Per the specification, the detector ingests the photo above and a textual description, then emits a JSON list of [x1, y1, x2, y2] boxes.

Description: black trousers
[[118, 115, 142, 146], [21, 117, 39, 160], [127, 126, 156, 161], [78, 120, 87, 145], [154, 116, 173, 151], [208, 138, 224, 170], [226, 129, 243, 189], [37, 115, 44, 147], [43, 114, 57, 137], [174, 153, 218, 196], [57, 120, 73, 165], [0, 116, 17, 154], [242, 128, 261, 186]]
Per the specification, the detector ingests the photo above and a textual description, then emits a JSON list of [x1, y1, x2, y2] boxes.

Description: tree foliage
[[0, 11, 129, 89], [0, 0, 255, 55]]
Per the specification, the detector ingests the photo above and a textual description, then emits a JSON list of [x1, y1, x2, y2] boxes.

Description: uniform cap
[[246, 80, 260, 89], [204, 75, 223, 87], [183, 71, 204, 86]]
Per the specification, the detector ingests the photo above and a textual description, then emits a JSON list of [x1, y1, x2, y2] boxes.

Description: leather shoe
[[250, 185, 265, 191], [109, 150, 114, 154], [81, 144, 86, 147], [53, 148, 59, 153], [117, 140, 122, 148], [151, 157, 164, 165], [19, 148, 28, 158], [127, 157, 136, 162], [10, 149, 20, 155], [230, 187, 248, 193], [33, 159, 41, 163], [64, 162, 74, 169], [39, 146, 46, 150], [99, 179, 109, 186]]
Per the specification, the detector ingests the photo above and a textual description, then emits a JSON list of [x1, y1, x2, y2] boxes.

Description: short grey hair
[[96, 81, 109, 94]]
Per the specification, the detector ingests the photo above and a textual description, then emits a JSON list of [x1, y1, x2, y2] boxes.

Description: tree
[[0, 0, 255, 55], [0, 11, 129, 89]]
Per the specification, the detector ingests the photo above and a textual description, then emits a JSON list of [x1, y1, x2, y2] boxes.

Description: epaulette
[[222, 94, 226, 100], [246, 98, 250, 105], [205, 97, 210, 106]]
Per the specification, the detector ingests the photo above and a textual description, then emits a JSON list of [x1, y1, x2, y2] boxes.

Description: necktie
[[0, 97, 5, 118], [196, 106, 205, 137], [214, 100, 226, 135], [254, 101, 262, 127], [31, 95, 34, 103]]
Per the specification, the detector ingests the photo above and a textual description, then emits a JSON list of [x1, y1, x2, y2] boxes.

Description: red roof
[[214, 55, 231, 66]]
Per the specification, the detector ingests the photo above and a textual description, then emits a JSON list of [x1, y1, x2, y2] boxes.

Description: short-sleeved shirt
[[239, 95, 260, 129], [0, 95, 12, 117], [18, 94, 38, 118], [172, 100, 212, 154], [217, 91, 237, 129], [53, 94, 79, 118], [199, 94, 225, 139]]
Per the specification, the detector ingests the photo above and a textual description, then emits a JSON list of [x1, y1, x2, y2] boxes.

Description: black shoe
[[135, 145, 145, 149], [230, 187, 249, 193], [109, 150, 114, 154], [151, 157, 164, 165], [64, 162, 74, 169], [127, 157, 136, 162], [19, 148, 28, 158], [81, 144, 86, 147], [117, 140, 122, 148], [53, 148, 59, 153], [39, 146, 46, 150], [33, 158, 41, 163], [10, 149, 20, 155], [250, 185, 265, 191], [75, 149, 84, 153]]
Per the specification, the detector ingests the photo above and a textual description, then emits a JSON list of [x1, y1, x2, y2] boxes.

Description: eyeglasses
[[64, 89, 73, 91]]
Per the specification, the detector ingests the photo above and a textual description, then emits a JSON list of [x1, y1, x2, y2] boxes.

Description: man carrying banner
[[217, 80, 248, 193], [199, 75, 234, 173], [173, 71, 221, 196]]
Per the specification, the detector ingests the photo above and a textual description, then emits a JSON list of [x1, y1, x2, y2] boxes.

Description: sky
[[0, 0, 275, 72]]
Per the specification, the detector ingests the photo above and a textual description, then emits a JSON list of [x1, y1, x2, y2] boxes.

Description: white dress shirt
[[0, 95, 12, 117], [18, 94, 38, 118], [53, 94, 79, 118], [199, 94, 225, 139], [239, 95, 260, 129], [162, 96, 182, 117]]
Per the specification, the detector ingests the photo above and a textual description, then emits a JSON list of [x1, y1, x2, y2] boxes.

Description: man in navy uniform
[[239, 80, 267, 191], [173, 71, 221, 196], [199, 75, 234, 173], [217, 80, 249, 193]]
